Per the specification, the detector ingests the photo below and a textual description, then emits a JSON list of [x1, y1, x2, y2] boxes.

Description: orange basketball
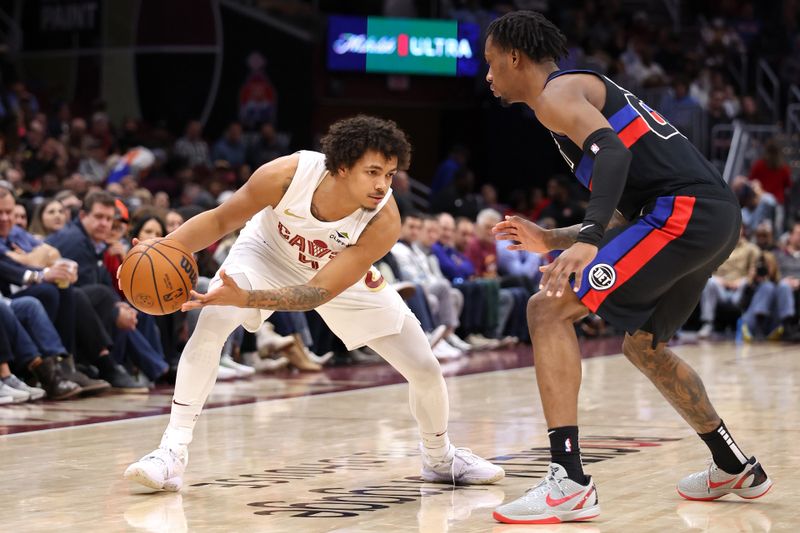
[[119, 238, 198, 315]]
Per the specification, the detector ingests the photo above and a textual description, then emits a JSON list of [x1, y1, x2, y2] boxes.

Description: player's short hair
[[486, 10, 568, 63], [321, 115, 412, 173]]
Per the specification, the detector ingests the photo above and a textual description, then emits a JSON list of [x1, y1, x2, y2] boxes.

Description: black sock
[[548, 426, 588, 484], [699, 420, 748, 474]]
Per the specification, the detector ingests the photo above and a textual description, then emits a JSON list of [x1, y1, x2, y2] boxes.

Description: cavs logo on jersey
[[364, 267, 386, 292], [277, 221, 340, 270]]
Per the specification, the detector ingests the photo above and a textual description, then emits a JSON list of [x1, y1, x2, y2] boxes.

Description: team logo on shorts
[[588, 263, 616, 291]]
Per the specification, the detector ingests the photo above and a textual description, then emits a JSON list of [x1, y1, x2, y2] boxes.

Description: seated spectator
[[775, 222, 800, 339], [211, 122, 246, 168], [78, 139, 109, 184], [749, 139, 791, 231], [13, 203, 28, 229], [698, 226, 766, 338], [246, 122, 289, 168], [28, 198, 68, 239], [174, 120, 210, 168], [391, 213, 464, 360], [737, 180, 777, 235], [0, 185, 139, 392], [46, 191, 167, 386], [432, 213, 475, 283]]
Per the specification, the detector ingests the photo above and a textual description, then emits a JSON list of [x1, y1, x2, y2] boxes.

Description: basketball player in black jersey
[[486, 11, 772, 524]]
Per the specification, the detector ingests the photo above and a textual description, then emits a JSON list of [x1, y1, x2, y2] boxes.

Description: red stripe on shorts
[[581, 196, 696, 311]]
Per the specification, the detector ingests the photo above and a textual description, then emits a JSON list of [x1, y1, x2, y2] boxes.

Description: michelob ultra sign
[[327, 15, 481, 77]]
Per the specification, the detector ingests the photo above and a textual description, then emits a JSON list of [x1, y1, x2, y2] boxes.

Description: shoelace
[[432, 447, 475, 485], [525, 465, 564, 498]]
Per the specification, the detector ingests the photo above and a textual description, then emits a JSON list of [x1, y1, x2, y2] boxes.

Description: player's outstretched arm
[[181, 197, 403, 312], [165, 154, 299, 253], [492, 210, 627, 253]]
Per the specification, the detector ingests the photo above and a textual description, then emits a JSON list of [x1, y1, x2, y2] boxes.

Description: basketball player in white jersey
[[124, 116, 504, 490]]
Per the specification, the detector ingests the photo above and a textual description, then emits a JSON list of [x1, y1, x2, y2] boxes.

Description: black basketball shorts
[[575, 195, 740, 344]]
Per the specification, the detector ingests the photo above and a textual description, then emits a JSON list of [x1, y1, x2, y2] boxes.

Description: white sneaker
[[493, 463, 600, 524], [241, 351, 289, 372], [421, 445, 505, 485], [304, 347, 335, 365], [427, 325, 447, 348], [497, 336, 519, 347], [432, 341, 463, 361], [124, 447, 188, 491], [465, 334, 501, 350], [0, 382, 30, 403], [2, 374, 44, 401], [216, 365, 238, 380], [697, 323, 714, 339], [446, 333, 473, 352], [0, 394, 13, 404], [220, 355, 255, 377], [254, 323, 294, 354]]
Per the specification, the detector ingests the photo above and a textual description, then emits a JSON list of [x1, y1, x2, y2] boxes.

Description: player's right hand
[[492, 216, 550, 253]]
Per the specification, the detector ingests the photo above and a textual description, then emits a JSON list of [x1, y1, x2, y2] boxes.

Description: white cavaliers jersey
[[239, 150, 392, 277], [218, 150, 414, 349]]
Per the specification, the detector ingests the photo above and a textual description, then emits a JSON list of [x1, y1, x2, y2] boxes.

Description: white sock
[[421, 430, 452, 460]]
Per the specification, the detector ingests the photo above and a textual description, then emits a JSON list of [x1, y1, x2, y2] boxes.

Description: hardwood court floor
[[0, 340, 795, 532]]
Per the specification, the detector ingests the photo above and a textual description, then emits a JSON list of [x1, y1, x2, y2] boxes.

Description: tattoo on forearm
[[547, 224, 581, 249], [245, 285, 331, 311]]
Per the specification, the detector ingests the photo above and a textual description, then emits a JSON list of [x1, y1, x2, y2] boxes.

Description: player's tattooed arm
[[546, 211, 626, 249], [546, 224, 581, 249], [244, 285, 332, 311]]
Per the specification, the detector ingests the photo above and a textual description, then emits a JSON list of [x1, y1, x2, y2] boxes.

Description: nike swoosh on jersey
[[283, 208, 305, 219], [545, 489, 584, 507]]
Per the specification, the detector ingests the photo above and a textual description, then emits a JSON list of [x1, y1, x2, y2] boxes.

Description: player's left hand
[[538, 242, 597, 297], [181, 269, 247, 311]]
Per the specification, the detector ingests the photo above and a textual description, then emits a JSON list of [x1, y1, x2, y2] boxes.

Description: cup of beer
[[54, 258, 78, 289]]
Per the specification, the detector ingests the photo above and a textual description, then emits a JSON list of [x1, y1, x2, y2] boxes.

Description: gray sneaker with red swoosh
[[493, 463, 600, 524], [677, 456, 772, 501]]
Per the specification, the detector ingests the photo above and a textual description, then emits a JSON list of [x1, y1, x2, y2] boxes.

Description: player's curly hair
[[321, 115, 411, 173], [486, 11, 568, 63]]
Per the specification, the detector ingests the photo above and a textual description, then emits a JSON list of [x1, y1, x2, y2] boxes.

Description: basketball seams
[[121, 239, 197, 315], [147, 244, 191, 311], [151, 241, 197, 286], [144, 253, 166, 314], [126, 250, 151, 309]]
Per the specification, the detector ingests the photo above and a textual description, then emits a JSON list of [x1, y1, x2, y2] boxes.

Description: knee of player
[[526, 292, 584, 328]]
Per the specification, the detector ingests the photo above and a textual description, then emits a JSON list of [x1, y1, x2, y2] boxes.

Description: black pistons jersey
[[545, 69, 734, 219]]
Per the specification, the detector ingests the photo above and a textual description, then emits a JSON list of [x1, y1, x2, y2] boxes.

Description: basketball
[[119, 238, 198, 315]]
